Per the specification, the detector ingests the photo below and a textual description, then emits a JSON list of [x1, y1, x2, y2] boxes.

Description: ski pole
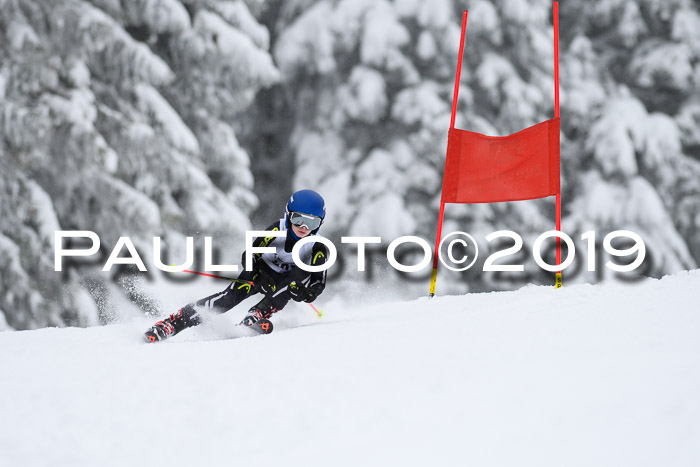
[[307, 302, 324, 319], [174, 268, 324, 318], [179, 269, 254, 285]]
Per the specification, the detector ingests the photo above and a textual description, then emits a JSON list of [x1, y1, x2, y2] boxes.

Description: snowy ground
[[1, 272, 700, 467]]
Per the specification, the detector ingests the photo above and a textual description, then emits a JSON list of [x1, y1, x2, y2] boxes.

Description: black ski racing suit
[[168, 221, 328, 332]]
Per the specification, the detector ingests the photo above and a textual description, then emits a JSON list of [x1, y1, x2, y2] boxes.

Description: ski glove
[[287, 282, 306, 302], [288, 282, 320, 303]]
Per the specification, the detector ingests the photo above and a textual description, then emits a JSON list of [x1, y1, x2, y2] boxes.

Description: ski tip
[[251, 318, 273, 334], [143, 332, 159, 344]]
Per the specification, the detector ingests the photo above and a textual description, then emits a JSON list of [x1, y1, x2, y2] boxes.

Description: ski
[[248, 318, 273, 335], [144, 318, 274, 343]]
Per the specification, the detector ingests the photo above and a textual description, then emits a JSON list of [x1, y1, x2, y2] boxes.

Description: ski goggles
[[289, 211, 322, 230]]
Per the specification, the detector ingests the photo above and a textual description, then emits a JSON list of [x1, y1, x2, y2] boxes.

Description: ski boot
[[241, 298, 277, 334], [144, 306, 199, 343], [144, 317, 176, 343]]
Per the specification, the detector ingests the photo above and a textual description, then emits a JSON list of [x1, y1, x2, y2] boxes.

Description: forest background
[[1, 0, 699, 330]]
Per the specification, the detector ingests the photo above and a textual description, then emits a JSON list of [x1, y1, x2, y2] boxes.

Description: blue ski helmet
[[285, 189, 326, 236]]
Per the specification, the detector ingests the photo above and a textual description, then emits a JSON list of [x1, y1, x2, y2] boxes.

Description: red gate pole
[[429, 10, 468, 298], [553, 2, 562, 288]]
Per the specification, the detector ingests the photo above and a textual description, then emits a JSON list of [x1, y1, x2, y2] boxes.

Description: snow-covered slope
[[1, 272, 699, 467]]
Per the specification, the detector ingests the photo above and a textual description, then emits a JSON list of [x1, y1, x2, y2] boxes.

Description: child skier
[[144, 189, 329, 343]]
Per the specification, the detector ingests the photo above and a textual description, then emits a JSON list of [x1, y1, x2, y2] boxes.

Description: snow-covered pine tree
[[560, 0, 699, 282], [0, 0, 278, 329]]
